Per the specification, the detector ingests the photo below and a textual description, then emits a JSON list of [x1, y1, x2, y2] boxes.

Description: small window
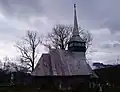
[[74, 43, 77, 46], [84, 43, 85, 46], [79, 43, 81, 46], [82, 43, 84, 46]]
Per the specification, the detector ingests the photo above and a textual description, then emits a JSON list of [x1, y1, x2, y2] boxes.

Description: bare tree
[[41, 24, 92, 51], [79, 29, 93, 51], [15, 31, 40, 71], [47, 24, 72, 49]]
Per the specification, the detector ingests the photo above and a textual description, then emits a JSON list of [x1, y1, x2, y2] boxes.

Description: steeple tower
[[73, 4, 79, 36], [68, 4, 86, 52]]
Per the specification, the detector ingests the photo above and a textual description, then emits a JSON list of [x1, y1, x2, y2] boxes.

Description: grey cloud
[[113, 43, 120, 48], [0, 28, 20, 42], [80, 0, 120, 33], [100, 42, 120, 49], [0, 0, 120, 33], [41, 0, 120, 34], [0, 0, 119, 34], [81, 0, 120, 33], [0, 0, 44, 20], [100, 43, 112, 49], [102, 19, 120, 34]]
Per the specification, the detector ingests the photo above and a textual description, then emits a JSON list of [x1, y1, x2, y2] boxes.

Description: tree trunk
[[32, 63, 34, 72], [32, 47, 35, 71]]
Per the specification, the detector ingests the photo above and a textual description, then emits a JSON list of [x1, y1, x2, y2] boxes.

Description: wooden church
[[32, 4, 97, 90]]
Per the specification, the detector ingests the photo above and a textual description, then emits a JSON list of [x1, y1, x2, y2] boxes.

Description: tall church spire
[[73, 4, 79, 36], [68, 4, 86, 52]]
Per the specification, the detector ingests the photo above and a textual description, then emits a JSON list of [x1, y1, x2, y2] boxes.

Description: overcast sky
[[0, 0, 120, 64]]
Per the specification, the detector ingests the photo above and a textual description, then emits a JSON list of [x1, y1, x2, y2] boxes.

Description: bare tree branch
[[15, 31, 40, 71], [41, 24, 93, 52]]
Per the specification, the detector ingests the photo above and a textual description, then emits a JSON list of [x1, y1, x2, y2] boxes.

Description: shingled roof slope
[[32, 54, 52, 76], [32, 49, 93, 76]]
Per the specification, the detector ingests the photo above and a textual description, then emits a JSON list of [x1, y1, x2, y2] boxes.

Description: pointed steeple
[[73, 4, 79, 36], [69, 4, 84, 42], [68, 4, 86, 52]]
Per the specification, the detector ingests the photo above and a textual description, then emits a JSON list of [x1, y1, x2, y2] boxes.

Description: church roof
[[69, 35, 85, 42], [31, 49, 93, 76]]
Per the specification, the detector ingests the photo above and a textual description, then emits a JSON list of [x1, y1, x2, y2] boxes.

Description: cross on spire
[[74, 4, 76, 9]]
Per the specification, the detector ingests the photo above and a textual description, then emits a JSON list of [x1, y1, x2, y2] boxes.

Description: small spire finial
[[74, 4, 76, 9]]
